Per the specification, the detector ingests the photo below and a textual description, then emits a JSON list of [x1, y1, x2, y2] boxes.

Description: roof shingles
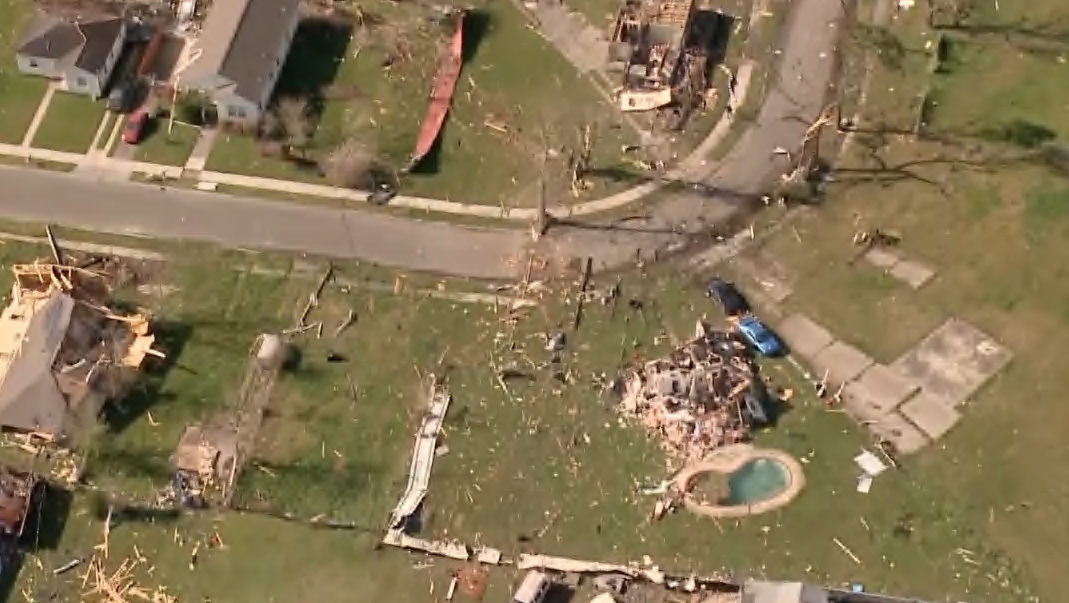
[[184, 0, 301, 106], [17, 10, 125, 74]]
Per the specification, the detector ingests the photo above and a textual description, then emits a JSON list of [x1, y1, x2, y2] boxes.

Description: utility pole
[[532, 125, 551, 241]]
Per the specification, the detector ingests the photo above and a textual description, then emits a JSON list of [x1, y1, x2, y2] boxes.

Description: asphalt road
[[0, 0, 843, 280]]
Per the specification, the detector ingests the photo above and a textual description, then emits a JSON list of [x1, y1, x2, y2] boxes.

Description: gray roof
[[18, 10, 125, 73], [18, 12, 83, 61], [182, 0, 300, 105], [0, 291, 75, 436], [74, 18, 124, 71]]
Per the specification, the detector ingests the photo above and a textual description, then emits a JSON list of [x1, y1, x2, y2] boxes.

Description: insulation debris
[[619, 321, 765, 468]]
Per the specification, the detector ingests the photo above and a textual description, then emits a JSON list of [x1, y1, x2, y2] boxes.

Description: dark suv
[[705, 276, 749, 316], [107, 80, 142, 113]]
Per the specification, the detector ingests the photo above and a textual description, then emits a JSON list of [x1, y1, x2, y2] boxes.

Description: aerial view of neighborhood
[[0, 0, 1062, 600]]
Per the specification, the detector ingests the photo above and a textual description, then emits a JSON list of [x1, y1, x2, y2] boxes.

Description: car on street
[[737, 314, 784, 356], [122, 111, 149, 145], [705, 277, 749, 315]]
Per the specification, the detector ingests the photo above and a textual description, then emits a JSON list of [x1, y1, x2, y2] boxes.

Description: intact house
[[16, 10, 127, 98], [178, 0, 301, 127], [0, 263, 159, 441]]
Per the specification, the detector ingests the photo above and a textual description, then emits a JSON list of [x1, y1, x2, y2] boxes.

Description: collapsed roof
[[0, 263, 158, 439]]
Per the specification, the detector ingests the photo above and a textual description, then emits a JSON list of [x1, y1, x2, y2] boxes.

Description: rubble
[[388, 377, 452, 529], [0, 261, 160, 441], [619, 321, 764, 468]]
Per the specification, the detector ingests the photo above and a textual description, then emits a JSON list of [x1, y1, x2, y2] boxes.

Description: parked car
[[737, 314, 784, 356], [122, 110, 149, 145], [705, 277, 749, 315]]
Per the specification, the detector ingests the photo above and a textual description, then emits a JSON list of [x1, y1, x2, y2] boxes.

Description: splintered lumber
[[298, 264, 334, 327], [833, 537, 862, 565], [333, 309, 356, 337], [572, 257, 593, 331], [46, 225, 65, 265]]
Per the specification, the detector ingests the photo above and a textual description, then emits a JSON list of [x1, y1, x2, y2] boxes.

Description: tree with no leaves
[[275, 96, 314, 154], [321, 139, 378, 189]]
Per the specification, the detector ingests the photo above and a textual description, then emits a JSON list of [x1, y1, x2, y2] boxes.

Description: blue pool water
[[720, 458, 790, 506]]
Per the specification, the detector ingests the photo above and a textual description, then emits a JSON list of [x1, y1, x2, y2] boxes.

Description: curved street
[[0, 0, 842, 279]]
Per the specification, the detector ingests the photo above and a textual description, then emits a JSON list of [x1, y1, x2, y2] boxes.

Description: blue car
[[737, 315, 784, 356]]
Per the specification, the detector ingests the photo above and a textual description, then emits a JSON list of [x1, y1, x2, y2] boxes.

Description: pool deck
[[673, 444, 806, 518]]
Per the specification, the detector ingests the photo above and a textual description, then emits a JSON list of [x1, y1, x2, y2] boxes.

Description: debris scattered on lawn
[[457, 565, 489, 599], [854, 449, 888, 493], [833, 537, 862, 565]]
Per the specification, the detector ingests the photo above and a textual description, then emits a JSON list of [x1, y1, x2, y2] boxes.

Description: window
[[76, 77, 87, 87], [226, 106, 247, 119], [28, 59, 38, 68]]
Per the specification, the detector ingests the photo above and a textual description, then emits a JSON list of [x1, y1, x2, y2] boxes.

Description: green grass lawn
[[0, 221, 1037, 603], [31, 91, 106, 153], [725, 1, 1069, 601], [133, 121, 199, 166], [0, 0, 48, 145], [207, 0, 635, 207]]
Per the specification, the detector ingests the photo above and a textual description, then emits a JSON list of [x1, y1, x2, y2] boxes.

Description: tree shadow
[[933, 17, 1069, 59], [977, 119, 1057, 149], [274, 17, 355, 119], [100, 320, 194, 433], [0, 554, 21, 603]]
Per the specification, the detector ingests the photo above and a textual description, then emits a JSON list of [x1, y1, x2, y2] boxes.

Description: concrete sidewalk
[[0, 0, 845, 279]]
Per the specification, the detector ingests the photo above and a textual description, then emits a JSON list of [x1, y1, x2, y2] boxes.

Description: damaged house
[[608, 0, 733, 124], [620, 321, 768, 468], [0, 263, 159, 440]]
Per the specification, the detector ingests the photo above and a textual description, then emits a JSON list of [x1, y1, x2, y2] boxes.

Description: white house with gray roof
[[178, 0, 301, 126], [16, 9, 127, 98]]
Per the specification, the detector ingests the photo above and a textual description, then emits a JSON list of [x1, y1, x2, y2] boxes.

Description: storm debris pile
[[0, 262, 161, 441], [619, 321, 762, 467]]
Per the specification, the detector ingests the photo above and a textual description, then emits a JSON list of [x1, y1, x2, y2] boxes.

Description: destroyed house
[[609, 0, 697, 90], [0, 264, 156, 439]]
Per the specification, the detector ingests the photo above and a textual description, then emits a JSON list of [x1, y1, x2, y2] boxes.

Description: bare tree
[[276, 96, 313, 154], [259, 110, 284, 141], [321, 139, 377, 189]]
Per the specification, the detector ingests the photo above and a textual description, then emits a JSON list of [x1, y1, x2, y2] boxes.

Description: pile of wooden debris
[[619, 321, 765, 468], [81, 554, 177, 603]]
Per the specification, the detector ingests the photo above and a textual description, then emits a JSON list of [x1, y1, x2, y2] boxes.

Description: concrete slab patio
[[812, 341, 874, 385], [777, 313, 833, 359], [841, 364, 919, 422], [891, 318, 1013, 406], [888, 259, 936, 289], [900, 391, 961, 440]]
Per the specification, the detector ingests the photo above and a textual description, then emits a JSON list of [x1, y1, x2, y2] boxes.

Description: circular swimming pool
[[720, 457, 791, 506]]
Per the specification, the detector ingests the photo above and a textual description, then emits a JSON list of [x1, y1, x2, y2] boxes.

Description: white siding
[[61, 67, 102, 97], [216, 94, 260, 126], [15, 54, 61, 79]]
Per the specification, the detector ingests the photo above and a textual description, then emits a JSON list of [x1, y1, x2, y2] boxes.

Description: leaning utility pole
[[786, 103, 838, 182]]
